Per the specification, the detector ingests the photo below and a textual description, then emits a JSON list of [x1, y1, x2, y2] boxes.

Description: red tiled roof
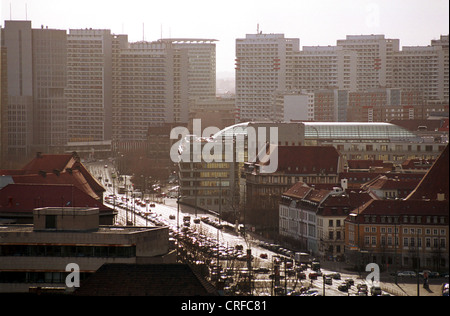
[[283, 182, 374, 216], [0, 183, 111, 213], [390, 119, 445, 132], [352, 199, 449, 224], [283, 182, 312, 199], [401, 158, 435, 170], [340, 172, 425, 189], [270, 146, 340, 174], [11, 170, 100, 200], [362, 175, 420, 191], [21, 154, 75, 175], [347, 160, 385, 170], [438, 118, 449, 131], [406, 144, 449, 201], [0, 153, 104, 199], [307, 189, 330, 203]]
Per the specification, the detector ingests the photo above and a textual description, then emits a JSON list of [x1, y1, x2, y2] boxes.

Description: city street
[[86, 160, 448, 296]]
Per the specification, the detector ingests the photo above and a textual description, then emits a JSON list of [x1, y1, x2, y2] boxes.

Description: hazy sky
[[1, 0, 449, 76]]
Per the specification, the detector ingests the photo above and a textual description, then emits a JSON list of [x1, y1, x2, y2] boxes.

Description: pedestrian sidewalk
[[381, 278, 445, 296], [319, 260, 447, 296]]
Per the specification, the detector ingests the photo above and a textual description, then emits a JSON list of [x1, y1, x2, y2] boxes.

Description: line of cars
[[200, 216, 224, 230], [394, 270, 449, 279]]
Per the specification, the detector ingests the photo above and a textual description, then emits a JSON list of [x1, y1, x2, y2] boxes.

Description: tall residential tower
[[235, 33, 300, 122]]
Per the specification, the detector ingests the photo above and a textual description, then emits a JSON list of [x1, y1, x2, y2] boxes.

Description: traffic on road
[[87, 160, 394, 296]]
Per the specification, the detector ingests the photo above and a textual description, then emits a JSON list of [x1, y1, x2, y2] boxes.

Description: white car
[[398, 271, 416, 277]]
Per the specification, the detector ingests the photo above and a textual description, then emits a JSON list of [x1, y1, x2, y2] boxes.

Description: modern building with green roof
[[211, 121, 445, 163]]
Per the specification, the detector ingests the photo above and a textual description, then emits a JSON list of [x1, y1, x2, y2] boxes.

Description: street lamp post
[[217, 177, 222, 267]]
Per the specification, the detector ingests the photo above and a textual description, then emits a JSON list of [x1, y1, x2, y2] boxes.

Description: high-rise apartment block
[[0, 45, 7, 166], [161, 39, 217, 100], [236, 33, 448, 123], [393, 35, 449, 103], [32, 26, 67, 148], [112, 39, 217, 142], [1, 21, 33, 159], [1, 21, 67, 162], [66, 29, 115, 142], [113, 41, 189, 141], [235, 33, 300, 122], [288, 46, 357, 93], [1, 20, 217, 164], [336, 35, 400, 91]]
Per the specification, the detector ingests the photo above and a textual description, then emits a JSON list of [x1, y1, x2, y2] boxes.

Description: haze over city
[[1, 0, 449, 77], [0, 0, 449, 299]]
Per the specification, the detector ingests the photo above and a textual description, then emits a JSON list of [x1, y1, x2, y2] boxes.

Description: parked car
[[324, 276, 333, 285], [338, 283, 349, 292], [331, 272, 341, 280], [345, 278, 355, 286], [442, 283, 449, 296], [357, 283, 368, 292], [303, 289, 319, 296], [371, 286, 382, 296], [398, 271, 416, 277], [309, 272, 318, 280]]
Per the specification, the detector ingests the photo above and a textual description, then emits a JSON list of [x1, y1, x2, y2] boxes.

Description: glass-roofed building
[[210, 121, 446, 163], [301, 122, 446, 163], [303, 122, 420, 143]]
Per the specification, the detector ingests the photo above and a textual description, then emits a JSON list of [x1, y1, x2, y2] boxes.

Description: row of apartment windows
[[0, 271, 91, 284], [0, 244, 136, 258], [363, 236, 446, 249], [363, 215, 446, 224], [364, 226, 446, 235]]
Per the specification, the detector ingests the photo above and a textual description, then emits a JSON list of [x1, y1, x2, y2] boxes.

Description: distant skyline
[[1, 0, 449, 77]]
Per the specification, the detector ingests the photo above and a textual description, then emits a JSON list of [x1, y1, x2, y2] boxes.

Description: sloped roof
[[352, 199, 449, 224], [283, 182, 312, 199], [74, 263, 219, 296], [11, 170, 100, 200], [256, 145, 340, 174], [279, 146, 340, 174], [0, 183, 112, 213], [406, 144, 449, 201], [347, 160, 385, 170], [361, 175, 420, 191], [20, 154, 75, 174], [0, 153, 104, 200], [390, 119, 445, 132]]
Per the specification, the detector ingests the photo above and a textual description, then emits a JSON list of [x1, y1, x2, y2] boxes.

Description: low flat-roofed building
[[0, 207, 174, 293], [74, 263, 218, 296]]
